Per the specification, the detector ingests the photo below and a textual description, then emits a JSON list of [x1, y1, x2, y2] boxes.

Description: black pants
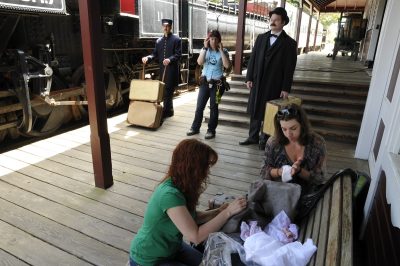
[[248, 116, 268, 143], [163, 86, 174, 115]]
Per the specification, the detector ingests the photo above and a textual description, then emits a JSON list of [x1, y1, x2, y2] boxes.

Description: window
[[373, 119, 385, 160], [386, 43, 400, 102]]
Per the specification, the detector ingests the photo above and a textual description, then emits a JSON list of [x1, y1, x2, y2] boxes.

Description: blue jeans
[[190, 82, 218, 133], [129, 242, 202, 266]]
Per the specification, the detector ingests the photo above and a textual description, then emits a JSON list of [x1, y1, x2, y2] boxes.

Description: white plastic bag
[[201, 232, 247, 266], [244, 232, 317, 266]]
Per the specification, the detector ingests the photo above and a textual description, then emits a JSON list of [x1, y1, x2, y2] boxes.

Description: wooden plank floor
[[0, 91, 369, 265], [294, 52, 371, 85]]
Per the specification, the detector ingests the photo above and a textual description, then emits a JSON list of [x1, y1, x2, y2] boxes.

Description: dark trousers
[[191, 83, 218, 133], [129, 242, 202, 266], [248, 116, 268, 143], [163, 86, 175, 115]]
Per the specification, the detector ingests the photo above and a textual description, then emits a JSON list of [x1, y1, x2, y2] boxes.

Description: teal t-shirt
[[201, 48, 229, 81], [130, 178, 190, 265]]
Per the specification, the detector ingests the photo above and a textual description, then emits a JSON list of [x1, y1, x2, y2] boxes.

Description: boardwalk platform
[[294, 52, 371, 86], [0, 86, 369, 265]]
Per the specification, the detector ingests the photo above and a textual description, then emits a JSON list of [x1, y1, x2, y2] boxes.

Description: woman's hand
[[291, 158, 303, 176], [218, 202, 229, 212], [203, 38, 210, 48], [219, 42, 224, 51], [225, 197, 247, 217]]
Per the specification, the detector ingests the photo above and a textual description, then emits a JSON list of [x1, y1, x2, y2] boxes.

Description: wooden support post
[[305, 3, 313, 53], [295, 6, 303, 54], [78, 0, 113, 189], [313, 12, 320, 51], [234, 0, 247, 75]]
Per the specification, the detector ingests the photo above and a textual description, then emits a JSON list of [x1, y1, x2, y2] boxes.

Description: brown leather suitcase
[[263, 96, 302, 136], [126, 101, 163, 129], [129, 79, 164, 103], [129, 65, 165, 103]]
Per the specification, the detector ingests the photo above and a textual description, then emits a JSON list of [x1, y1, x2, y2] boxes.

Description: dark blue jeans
[[190, 82, 218, 133], [129, 242, 202, 266]]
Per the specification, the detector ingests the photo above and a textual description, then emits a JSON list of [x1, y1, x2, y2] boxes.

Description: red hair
[[160, 139, 218, 211]]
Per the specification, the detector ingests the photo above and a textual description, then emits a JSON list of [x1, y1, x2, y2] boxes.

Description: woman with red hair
[[129, 139, 247, 266]]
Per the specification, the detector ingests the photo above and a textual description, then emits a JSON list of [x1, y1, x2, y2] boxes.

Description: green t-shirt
[[130, 178, 191, 265]]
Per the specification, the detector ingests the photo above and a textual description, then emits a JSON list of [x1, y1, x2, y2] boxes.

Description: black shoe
[[239, 138, 259, 145], [186, 128, 199, 136], [205, 131, 215, 139], [162, 110, 174, 119]]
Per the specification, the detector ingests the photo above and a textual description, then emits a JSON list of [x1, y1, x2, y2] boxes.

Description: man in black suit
[[239, 7, 297, 149], [142, 19, 181, 118]]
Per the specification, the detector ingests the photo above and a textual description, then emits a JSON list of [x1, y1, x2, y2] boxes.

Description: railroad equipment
[[0, 0, 269, 143]]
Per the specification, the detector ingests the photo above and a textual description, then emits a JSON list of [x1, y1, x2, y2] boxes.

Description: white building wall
[[356, 0, 400, 230]]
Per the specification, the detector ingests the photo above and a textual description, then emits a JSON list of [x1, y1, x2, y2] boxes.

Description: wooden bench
[[298, 175, 353, 266]]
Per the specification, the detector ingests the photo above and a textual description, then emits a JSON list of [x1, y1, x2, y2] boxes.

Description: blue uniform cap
[[162, 19, 173, 26]]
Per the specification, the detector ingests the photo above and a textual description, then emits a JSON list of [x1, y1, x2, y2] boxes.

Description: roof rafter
[[304, 0, 365, 12]]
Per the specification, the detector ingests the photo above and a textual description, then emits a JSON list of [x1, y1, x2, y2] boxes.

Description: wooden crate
[[129, 79, 164, 103], [262, 96, 302, 136], [126, 101, 163, 129]]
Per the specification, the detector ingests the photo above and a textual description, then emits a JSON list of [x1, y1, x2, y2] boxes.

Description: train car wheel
[[0, 100, 9, 142], [71, 65, 122, 114], [71, 65, 89, 117], [22, 76, 72, 137], [0, 115, 8, 142], [24, 105, 70, 137], [6, 111, 20, 139]]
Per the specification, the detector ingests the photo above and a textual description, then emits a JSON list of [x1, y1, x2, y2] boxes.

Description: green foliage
[[287, 0, 300, 7], [319, 13, 340, 29], [208, 0, 223, 4]]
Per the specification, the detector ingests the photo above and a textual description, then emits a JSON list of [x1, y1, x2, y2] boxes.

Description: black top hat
[[269, 7, 289, 25], [161, 19, 173, 26]]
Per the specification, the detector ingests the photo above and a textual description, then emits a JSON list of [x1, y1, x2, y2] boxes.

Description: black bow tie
[[270, 34, 278, 38]]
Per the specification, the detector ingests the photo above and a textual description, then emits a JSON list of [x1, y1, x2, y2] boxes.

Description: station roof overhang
[[304, 0, 366, 13]]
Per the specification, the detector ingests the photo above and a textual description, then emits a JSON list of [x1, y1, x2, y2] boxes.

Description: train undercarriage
[[0, 0, 269, 144]]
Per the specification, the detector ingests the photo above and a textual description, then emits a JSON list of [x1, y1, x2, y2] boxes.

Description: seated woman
[[129, 139, 247, 266], [260, 104, 327, 195]]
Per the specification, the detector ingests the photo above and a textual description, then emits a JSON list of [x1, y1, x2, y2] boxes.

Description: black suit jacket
[[246, 30, 297, 120]]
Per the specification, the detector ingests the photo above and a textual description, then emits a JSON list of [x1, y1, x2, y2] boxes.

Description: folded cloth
[[281, 165, 293, 183], [264, 210, 298, 244], [240, 221, 262, 241]]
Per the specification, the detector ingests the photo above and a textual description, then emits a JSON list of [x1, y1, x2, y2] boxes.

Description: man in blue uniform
[[142, 19, 182, 118]]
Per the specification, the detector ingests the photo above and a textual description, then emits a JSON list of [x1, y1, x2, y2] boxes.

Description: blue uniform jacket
[[147, 33, 182, 88]]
